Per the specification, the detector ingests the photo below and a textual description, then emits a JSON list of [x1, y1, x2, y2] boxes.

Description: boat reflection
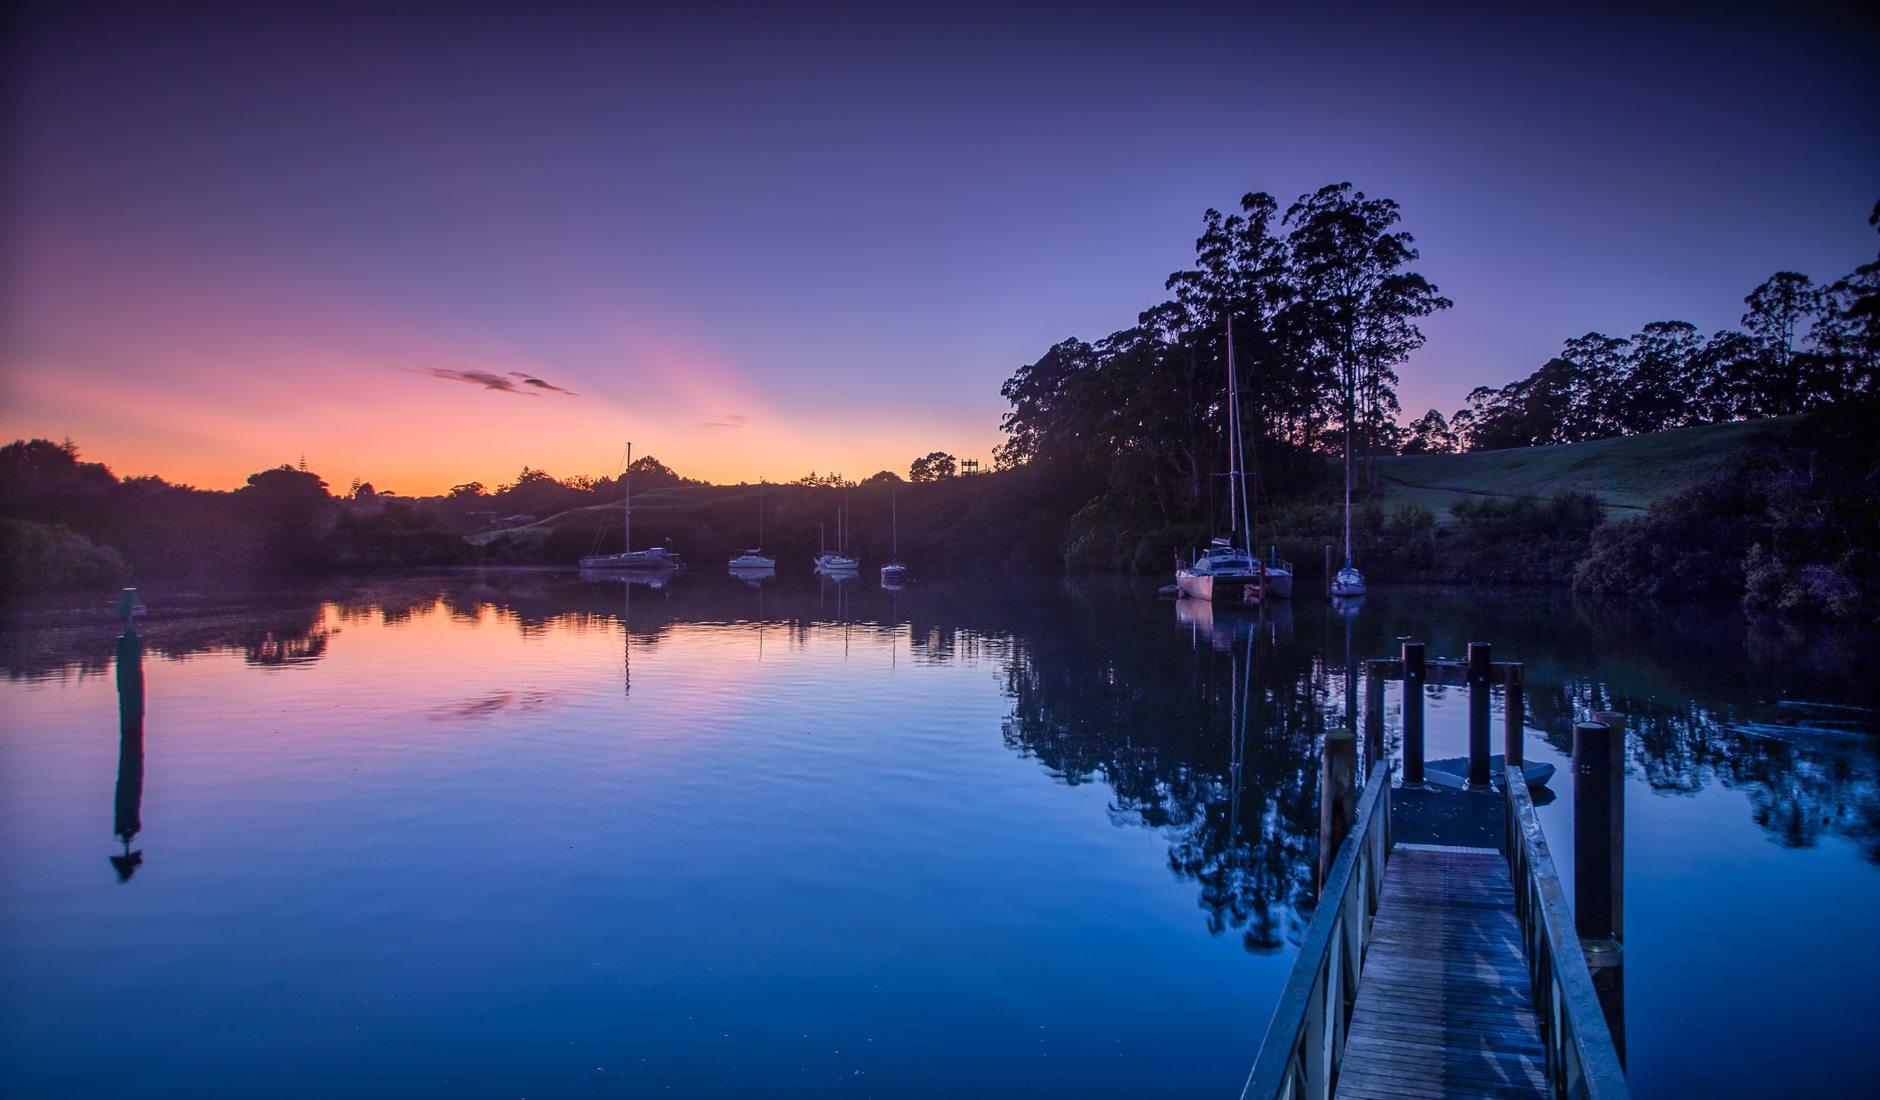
[[1175, 595, 1292, 650]]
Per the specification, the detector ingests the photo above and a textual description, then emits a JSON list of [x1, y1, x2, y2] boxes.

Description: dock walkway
[[1336, 843, 1547, 1099]]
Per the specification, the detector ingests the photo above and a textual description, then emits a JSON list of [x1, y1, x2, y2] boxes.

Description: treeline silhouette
[[1416, 207, 1878, 452], [0, 438, 1080, 599], [997, 182, 1449, 571]]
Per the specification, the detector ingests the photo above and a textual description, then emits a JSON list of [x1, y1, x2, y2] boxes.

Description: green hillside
[[1371, 417, 1787, 516]]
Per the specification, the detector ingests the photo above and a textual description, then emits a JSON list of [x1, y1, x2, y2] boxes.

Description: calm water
[[2, 571, 1875, 1098]]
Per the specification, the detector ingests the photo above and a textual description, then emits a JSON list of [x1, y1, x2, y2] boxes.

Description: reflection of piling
[[112, 629, 146, 882], [1318, 728, 1357, 892], [1467, 642, 1492, 787], [1401, 642, 1425, 784], [1503, 664, 1525, 768], [1573, 717, 1626, 1065], [1362, 663, 1384, 774]]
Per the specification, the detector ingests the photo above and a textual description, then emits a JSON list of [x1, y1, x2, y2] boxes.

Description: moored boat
[[580, 442, 684, 572]]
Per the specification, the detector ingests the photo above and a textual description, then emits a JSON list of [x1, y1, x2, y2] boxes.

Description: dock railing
[[1504, 766, 1630, 1100], [1242, 761, 1392, 1100]]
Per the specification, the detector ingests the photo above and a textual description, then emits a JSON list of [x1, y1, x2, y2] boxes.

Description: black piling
[[1573, 717, 1626, 1065], [1503, 664, 1525, 768], [1401, 641, 1425, 784], [1467, 642, 1492, 787]]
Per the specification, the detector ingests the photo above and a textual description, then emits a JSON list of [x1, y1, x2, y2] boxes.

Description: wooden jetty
[[1243, 643, 1629, 1100]]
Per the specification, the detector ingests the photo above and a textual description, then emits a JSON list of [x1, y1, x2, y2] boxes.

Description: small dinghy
[[1423, 754, 1555, 790]]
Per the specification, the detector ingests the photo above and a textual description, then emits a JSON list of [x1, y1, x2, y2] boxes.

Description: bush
[[0, 518, 131, 595]]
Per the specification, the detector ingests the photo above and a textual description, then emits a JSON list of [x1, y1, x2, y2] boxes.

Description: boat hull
[[1262, 569, 1293, 599], [580, 552, 681, 571]]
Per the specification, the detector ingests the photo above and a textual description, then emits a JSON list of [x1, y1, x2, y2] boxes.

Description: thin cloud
[[704, 413, 752, 429], [510, 371, 579, 396], [426, 368, 580, 397]]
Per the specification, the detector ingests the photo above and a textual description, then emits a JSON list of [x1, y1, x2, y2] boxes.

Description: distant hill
[[1371, 417, 1788, 517]]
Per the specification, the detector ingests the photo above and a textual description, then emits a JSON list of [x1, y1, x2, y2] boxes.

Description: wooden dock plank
[[1336, 846, 1548, 1099]]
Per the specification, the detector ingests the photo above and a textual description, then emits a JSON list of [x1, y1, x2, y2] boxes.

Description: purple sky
[[3, 2, 1875, 491]]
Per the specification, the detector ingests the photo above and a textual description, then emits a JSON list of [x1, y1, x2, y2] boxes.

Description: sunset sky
[[3, 3, 1875, 494]]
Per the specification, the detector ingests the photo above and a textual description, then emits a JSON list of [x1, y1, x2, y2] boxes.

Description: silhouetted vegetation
[[1573, 399, 1880, 620], [1447, 204, 1879, 450], [5, 195, 1876, 624]]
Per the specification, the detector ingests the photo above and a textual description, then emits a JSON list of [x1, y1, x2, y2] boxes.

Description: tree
[[448, 482, 487, 498], [1621, 321, 1707, 433], [1741, 271, 1821, 416], [909, 452, 958, 481], [861, 470, 904, 485], [1402, 410, 1459, 454], [1282, 183, 1449, 485]]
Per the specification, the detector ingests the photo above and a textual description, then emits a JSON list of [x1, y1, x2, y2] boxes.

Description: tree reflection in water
[[1000, 598, 1333, 953], [3, 574, 1874, 907]]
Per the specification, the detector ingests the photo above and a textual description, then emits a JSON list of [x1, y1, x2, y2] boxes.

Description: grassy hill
[[1370, 417, 1787, 516]]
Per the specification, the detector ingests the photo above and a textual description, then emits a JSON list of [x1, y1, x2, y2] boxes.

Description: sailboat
[[814, 491, 859, 572], [580, 442, 683, 572], [1177, 317, 1279, 601], [879, 488, 907, 585], [1330, 359, 1366, 598], [728, 485, 776, 571]]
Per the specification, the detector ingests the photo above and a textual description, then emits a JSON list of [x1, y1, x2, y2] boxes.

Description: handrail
[[1242, 761, 1392, 1100], [1504, 766, 1631, 1100]]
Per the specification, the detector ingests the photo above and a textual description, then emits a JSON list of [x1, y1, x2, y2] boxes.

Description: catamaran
[[580, 442, 684, 572], [814, 493, 859, 572], [1177, 318, 1290, 600]]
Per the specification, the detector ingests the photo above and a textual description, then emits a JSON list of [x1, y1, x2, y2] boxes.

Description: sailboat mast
[[1343, 360, 1354, 568], [1225, 318, 1238, 545], [891, 489, 898, 558], [1227, 315, 1254, 550], [624, 442, 632, 554]]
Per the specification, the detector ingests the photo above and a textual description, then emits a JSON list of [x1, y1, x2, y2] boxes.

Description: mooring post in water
[[1401, 641, 1425, 784], [1324, 544, 1333, 595], [1363, 662, 1385, 774], [1574, 718, 1626, 1065], [1503, 663, 1525, 768], [113, 625, 146, 882], [1318, 728, 1357, 891], [1467, 642, 1492, 787]]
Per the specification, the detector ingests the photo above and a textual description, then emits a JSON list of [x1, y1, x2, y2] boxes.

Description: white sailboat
[[879, 488, 907, 585], [728, 485, 776, 571], [814, 492, 859, 572], [1177, 317, 1274, 601], [580, 442, 683, 572], [1330, 353, 1366, 598]]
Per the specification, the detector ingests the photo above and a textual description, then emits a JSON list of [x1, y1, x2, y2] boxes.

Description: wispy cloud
[[704, 413, 752, 429], [427, 368, 580, 397]]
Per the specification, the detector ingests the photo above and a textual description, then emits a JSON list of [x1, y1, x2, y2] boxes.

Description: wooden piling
[[1401, 642, 1425, 784], [1588, 711, 1627, 942], [1467, 642, 1492, 787], [1572, 721, 1617, 939], [1578, 713, 1627, 1066], [1318, 728, 1357, 892], [1503, 664, 1525, 767]]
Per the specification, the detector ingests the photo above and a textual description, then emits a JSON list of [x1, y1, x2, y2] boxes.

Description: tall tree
[[1741, 271, 1821, 416], [1283, 183, 1449, 487]]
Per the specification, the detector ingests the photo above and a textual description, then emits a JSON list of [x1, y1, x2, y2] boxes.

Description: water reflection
[[5, 574, 1877, 891]]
